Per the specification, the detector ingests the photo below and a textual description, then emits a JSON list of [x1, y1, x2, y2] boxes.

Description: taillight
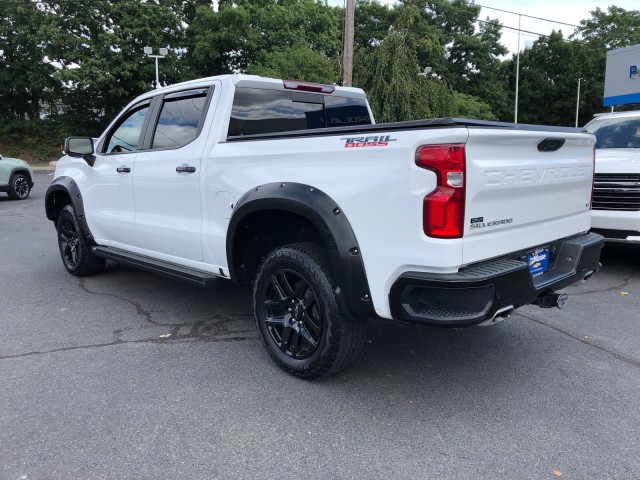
[[415, 144, 466, 239]]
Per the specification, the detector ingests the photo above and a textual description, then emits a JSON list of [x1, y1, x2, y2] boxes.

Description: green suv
[[0, 154, 34, 200]]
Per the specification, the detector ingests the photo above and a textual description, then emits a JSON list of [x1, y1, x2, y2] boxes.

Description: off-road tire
[[56, 204, 106, 276], [8, 173, 31, 200], [253, 242, 366, 379]]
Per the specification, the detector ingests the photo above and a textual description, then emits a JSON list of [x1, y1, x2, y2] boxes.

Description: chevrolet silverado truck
[[585, 111, 640, 242], [45, 74, 604, 378]]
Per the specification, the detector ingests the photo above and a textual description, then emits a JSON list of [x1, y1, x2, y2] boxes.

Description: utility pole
[[514, 13, 521, 123], [342, 0, 355, 87]]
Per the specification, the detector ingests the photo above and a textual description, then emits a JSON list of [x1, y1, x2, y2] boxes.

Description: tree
[[246, 45, 339, 84], [185, 0, 342, 77], [0, 2, 57, 122], [354, 0, 396, 51], [45, 0, 187, 132], [450, 92, 497, 121], [514, 31, 603, 126], [576, 6, 640, 50], [354, 6, 456, 123]]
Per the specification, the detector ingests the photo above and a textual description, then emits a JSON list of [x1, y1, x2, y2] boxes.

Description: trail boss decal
[[470, 217, 513, 229], [341, 135, 397, 148]]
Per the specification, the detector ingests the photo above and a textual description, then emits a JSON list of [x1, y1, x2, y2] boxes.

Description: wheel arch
[[45, 176, 97, 246], [227, 182, 375, 318], [10, 168, 34, 187]]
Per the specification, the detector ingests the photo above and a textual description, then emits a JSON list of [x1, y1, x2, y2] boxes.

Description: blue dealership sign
[[603, 45, 640, 106]]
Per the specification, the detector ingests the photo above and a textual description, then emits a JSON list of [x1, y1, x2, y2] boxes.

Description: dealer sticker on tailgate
[[528, 248, 550, 277]]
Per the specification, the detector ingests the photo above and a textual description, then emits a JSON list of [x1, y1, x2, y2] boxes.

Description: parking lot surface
[[1, 171, 639, 479]]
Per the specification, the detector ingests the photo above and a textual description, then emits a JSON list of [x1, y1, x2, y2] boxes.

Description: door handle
[[176, 164, 196, 173], [116, 166, 131, 173]]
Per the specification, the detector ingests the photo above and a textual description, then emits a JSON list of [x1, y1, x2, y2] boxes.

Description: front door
[[82, 100, 151, 247]]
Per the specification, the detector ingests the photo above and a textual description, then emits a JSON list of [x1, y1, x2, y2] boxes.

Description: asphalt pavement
[[1, 171, 639, 479]]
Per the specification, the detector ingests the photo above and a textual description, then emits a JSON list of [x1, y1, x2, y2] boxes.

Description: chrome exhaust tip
[[478, 305, 515, 326]]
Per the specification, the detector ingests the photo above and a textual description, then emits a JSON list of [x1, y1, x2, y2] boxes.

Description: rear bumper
[[389, 232, 605, 326]]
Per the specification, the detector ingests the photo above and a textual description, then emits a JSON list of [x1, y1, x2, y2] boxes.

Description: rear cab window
[[228, 86, 371, 137]]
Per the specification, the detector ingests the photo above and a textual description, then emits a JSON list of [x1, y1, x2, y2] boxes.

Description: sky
[[331, 0, 639, 55], [474, 0, 639, 54]]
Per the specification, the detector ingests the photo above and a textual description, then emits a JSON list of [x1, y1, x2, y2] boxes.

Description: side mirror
[[64, 137, 96, 166]]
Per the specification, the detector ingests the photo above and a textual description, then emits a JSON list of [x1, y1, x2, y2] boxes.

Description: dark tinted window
[[325, 96, 371, 127], [586, 117, 640, 149], [229, 88, 324, 136], [228, 87, 371, 137], [105, 103, 149, 153], [152, 90, 208, 149]]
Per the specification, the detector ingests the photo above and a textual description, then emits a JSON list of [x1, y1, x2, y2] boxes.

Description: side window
[[229, 88, 325, 137], [151, 89, 208, 149], [104, 103, 150, 154]]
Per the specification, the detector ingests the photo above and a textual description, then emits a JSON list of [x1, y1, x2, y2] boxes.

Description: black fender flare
[[227, 182, 376, 318], [45, 176, 97, 246]]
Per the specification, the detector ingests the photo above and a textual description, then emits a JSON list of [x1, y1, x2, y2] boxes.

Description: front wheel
[[56, 205, 106, 276], [8, 173, 31, 200], [253, 243, 366, 379]]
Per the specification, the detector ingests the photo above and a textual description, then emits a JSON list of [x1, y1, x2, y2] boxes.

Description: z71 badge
[[341, 135, 397, 148]]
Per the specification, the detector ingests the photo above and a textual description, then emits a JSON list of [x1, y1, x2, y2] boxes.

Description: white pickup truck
[[585, 110, 640, 242], [45, 74, 604, 378]]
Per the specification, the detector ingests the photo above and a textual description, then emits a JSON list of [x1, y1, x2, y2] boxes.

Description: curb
[[31, 161, 56, 172]]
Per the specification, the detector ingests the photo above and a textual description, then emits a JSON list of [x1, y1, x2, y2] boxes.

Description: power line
[[374, 0, 582, 29], [386, 0, 588, 46], [476, 3, 581, 29]]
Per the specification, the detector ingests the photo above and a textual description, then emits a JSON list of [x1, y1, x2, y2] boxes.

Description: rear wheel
[[8, 173, 30, 200], [56, 205, 106, 276], [253, 243, 366, 379]]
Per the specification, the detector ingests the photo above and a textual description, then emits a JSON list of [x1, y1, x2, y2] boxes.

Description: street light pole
[[575, 78, 582, 128], [144, 47, 168, 89]]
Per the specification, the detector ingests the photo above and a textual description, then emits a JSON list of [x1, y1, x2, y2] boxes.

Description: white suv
[[586, 111, 640, 242]]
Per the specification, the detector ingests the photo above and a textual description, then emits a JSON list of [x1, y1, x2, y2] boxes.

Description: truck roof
[[592, 110, 640, 120], [140, 74, 366, 100]]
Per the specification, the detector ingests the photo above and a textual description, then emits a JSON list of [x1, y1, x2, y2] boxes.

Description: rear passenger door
[[133, 87, 212, 263]]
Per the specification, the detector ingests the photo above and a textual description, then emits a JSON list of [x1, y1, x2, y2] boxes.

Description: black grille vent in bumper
[[593, 173, 640, 211]]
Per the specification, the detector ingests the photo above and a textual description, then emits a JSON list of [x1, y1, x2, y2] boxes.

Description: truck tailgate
[[463, 128, 594, 265]]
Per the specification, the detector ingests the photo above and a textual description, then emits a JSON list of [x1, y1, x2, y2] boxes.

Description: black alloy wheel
[[260, 269, 324, 360], [8, 173, 30, 200], [58, 216, 81, 269], [56, 204, 106, 276], [253, 243, 366, 379]]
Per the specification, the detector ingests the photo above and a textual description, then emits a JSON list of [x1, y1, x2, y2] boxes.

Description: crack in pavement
[[518, 312, 640, 369], [79, 277, 159, 326], [0, 277, 259, 359], [0, 335, 254, 361]]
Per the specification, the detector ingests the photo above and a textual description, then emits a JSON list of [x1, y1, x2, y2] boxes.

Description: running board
[[91, 246, 219, 287]]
